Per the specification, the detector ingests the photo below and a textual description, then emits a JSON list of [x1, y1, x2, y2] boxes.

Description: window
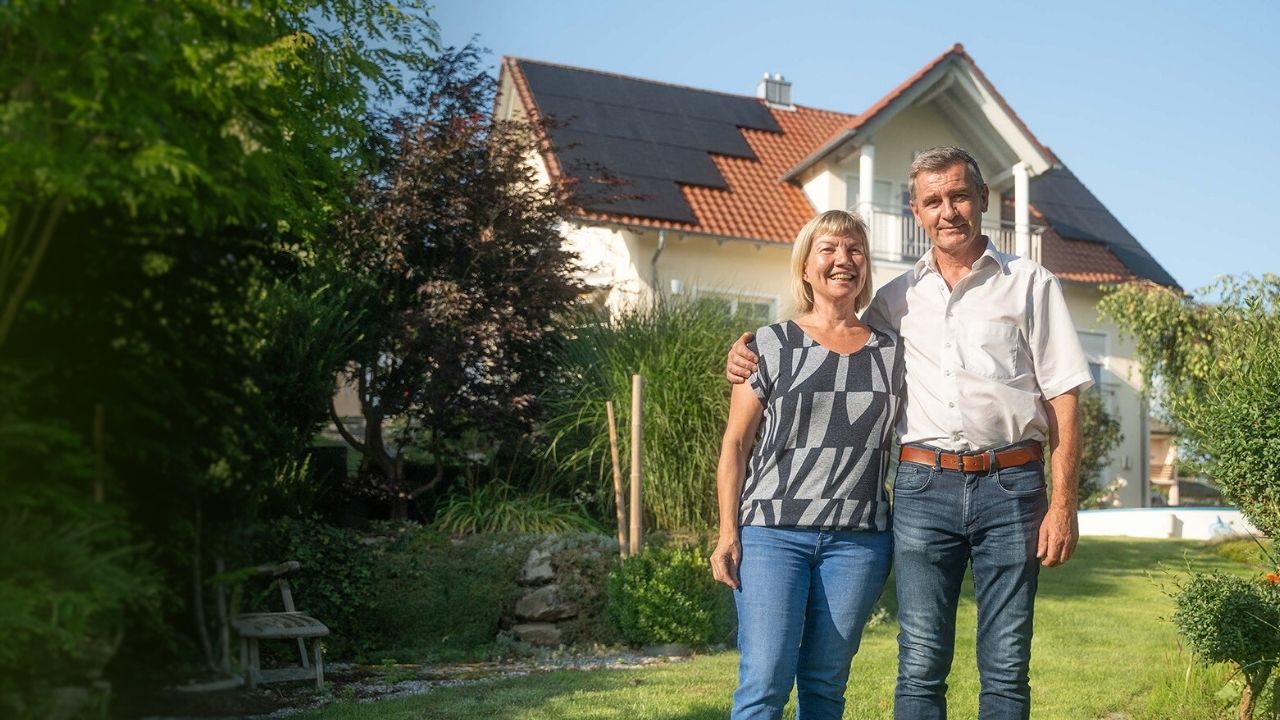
[[1076, 331, 1113, 408], [1077, 331, 1108, 386], [846, 175, 895, 210], [694, 289, 777, 325]]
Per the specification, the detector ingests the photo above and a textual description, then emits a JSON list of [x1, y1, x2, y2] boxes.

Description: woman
[[711, 209, 901, 720]]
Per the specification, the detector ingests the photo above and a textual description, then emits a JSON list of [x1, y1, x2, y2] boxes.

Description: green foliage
[[1172, 572, 1280, 718], [245, 524, 620, 663], [1101, 276, 1280, 536], [1, 0, 438, 694], [606, 544, 734, 647], [363, 528, 536, 662], [542, 300, 744, 534], [1079, 390, 1124, 507], [247, 518, 382, 660], [0, 374, 161, 717], [433, 483, 601, 536]]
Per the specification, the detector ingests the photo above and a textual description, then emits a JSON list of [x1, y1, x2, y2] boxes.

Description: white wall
[[1078, 508, 1259, 539]]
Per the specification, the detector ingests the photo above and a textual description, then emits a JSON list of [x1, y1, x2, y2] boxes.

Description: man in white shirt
[[726, 146, 1091, 719]]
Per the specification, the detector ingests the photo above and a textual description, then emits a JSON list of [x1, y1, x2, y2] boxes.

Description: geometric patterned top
[[742, 321, 902, 531]]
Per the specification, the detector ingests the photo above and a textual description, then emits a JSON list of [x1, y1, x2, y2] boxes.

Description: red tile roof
[[502, 49, 1165, 285], [1041, 234, 1133, 284]]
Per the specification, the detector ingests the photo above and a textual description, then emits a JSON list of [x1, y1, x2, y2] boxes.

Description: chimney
[[756, 72, 792, 108]]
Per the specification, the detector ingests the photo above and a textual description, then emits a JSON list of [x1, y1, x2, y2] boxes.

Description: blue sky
[[434, 0, 1278, 293]]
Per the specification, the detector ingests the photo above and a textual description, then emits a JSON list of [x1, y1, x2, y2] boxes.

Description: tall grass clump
[[542, 299, 747, 534], [433, 482, 600, 535]]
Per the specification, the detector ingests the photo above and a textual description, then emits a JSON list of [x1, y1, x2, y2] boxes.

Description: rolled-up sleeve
[[1030, 274, 1094, 398]]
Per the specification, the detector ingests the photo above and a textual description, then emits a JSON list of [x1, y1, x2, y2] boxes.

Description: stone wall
[[507, 534, 618, 647]]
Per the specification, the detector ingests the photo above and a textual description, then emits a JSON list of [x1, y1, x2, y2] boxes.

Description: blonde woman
[[711, 210, 902, 720]]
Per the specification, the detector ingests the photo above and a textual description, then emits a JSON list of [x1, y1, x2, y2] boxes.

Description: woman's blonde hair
[[790, 210, 873, 315]]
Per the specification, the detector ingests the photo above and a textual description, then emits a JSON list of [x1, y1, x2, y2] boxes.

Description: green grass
[[298, 537, 1252, 720]]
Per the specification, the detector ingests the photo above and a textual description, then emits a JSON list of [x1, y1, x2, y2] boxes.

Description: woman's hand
[[710, 534, 742, 589]]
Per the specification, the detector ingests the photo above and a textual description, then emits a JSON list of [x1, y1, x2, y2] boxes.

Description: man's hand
[[1037, 502, 1078, 567], [725, 332, 758, 384], [1041, 388, 1081, 567], [709, 535, 742, 589]]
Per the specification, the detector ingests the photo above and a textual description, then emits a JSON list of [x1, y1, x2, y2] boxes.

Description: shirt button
[[945, 342, 952, 348], [944, 370, 951, 376], [948, 402, 955, 408]]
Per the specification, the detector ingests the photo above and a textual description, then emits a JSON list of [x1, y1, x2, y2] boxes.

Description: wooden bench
[[230, 561, 329, 689]]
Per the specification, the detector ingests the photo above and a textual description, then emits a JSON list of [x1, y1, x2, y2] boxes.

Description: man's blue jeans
[[892, 448, 1047, 720], [731, 525, 892, 720]]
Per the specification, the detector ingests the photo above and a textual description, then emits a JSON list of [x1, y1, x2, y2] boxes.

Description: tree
[[0, 0, 436, 708], [330, 46, 583, 518], [1100, 275, 1280, 535], [1078, 390, 1124, 508], [1103, 276, 1280, 719]]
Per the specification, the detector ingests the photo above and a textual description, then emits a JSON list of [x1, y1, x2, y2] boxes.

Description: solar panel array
[[519, 60, 782, 223], [1030, 165, 1179, 287]]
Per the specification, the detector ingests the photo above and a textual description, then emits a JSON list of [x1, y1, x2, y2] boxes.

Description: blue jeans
[[892, 449, 1047, 720], [732, 525, 892, 720]]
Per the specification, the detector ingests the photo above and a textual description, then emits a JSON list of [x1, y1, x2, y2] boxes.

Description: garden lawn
[[299, 536, 1258, 720]]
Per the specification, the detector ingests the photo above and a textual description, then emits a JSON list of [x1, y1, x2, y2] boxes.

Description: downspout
[[650, 229, 666, 307]]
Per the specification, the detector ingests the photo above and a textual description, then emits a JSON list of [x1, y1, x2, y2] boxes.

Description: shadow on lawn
[[1035, 536, 1233, 600], [873, 536, 1234, 615], [417, 662, 737, 720]]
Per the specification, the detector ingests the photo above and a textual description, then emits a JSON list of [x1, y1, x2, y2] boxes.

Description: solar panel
[[1030, 165, 1179, 287], [520, 60, 780, 223]]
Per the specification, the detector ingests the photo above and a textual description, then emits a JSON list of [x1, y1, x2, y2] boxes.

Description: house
[[496, 44, 1180, 508]]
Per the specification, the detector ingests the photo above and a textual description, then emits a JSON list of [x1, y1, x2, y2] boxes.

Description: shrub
[[542, 300, 744, 534], [245, 517, 383, 659], [1173, 572, 1280, 719], [606, 544, 734, 647], [366, 528, 538, 662], [433, 483, 600, 536]]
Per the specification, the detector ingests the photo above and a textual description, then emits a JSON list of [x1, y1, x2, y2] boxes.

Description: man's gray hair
[[908, 146, 985, 201]]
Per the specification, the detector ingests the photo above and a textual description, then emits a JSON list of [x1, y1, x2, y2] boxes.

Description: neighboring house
[[496, 43, 1180, 508]]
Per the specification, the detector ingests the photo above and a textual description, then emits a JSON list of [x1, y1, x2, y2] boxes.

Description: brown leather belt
[[899, 444, 1043, 473]]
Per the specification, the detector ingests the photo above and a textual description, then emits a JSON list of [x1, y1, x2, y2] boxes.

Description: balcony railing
[[862, 204, 1043, 264]]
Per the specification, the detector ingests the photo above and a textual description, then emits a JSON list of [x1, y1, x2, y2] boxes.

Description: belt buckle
[[959, 453, 984, 473]]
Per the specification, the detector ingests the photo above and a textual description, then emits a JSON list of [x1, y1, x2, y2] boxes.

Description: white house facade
[[497, 44, 1181, 508]]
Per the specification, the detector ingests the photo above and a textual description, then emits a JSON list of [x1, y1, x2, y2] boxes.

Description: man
[[725, 146, 1091, 719]]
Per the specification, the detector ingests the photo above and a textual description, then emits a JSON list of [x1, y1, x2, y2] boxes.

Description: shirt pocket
[[959, 321, 1020, 380]]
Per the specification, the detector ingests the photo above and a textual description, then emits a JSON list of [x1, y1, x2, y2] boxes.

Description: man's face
[[910, 162, 989, 257]]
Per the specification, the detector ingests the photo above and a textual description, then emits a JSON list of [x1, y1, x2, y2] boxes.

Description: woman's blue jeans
[[892, 451, 1048, 720], [731, 525, 892, 720]]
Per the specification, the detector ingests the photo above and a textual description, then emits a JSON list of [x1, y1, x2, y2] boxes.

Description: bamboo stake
[[629, 374, 644, 555], [606, 400, 628, 558]]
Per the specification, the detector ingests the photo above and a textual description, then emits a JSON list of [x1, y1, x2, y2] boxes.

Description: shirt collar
[[913, 237, 1005, 280]]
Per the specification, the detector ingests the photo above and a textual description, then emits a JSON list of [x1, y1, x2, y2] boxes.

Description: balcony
[[862, 204, 1044, 264]]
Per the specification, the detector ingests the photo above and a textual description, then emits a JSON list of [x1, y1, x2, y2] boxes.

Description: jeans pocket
[[894, 462, 934, 496], [995, 462, 1046, 497]]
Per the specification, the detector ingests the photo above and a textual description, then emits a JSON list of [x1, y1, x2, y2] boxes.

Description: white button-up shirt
[[863, 239, 1093, 452]]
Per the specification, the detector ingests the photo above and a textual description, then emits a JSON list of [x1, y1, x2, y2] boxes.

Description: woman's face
[[803, 233, 867, 305]]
